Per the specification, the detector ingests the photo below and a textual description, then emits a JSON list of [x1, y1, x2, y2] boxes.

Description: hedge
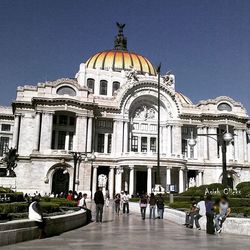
[[0, 187, 14, 193], [0, 192, 24, 202], [0, 202, 28, 214], [41, 198, 77, 207]]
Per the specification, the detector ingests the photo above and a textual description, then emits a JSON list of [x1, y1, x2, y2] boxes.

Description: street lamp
[[70, 151, 96, 199], [188, 126, 233, 187]]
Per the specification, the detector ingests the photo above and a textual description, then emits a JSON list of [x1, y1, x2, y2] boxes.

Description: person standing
[[114, 193, 121, 215], [94, 188, 104, 223], [149, 193, 156, 219], [205, 194, 215, 234], [139, 194, 148, 220], [156, 193, 165, 219], [78, 193, 92, 223], [122, 191, 130, 214], [105, 190, 110, 207]]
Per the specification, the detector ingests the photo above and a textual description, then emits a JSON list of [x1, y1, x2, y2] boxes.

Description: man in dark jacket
[[94, 188, 104, 223]]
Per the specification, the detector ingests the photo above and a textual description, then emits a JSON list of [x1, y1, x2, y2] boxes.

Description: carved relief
[[134, 105, 157, 120]]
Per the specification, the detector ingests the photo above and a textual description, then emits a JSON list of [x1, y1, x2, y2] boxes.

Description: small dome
[[176, 92, 193, 105], [85, 50, 156, 76]]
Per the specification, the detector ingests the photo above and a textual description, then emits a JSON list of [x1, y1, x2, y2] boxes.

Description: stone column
[[115, 166, 123, 194], [166, 167, 172, 191], [161, 126, 167, 154], [234, 129, 239, 161], [129, 166, 134, 196], [33, 112, 41, 151], [237, 130, 244, 163], [138, 135, 141, 153], [112, 121, 117, 155], [197, 126, 204, 160], [108, 167, 115, 199], [179, 168, 184, 193], [92, 165, 98, 198], [147, 136, 151, 153], [147, 166, 153, 194], [104, 133, 109, 154], [86, 117, 93, 152], [74, 115, 87, 152], [40, 112, 53, 152], [198, 171, 203, 186], [243, 130, 248, 162], [65, 132, 69, 151], [208, 126, 218, 161], [173, 125, 182, 157], [12, 114, 20, 149], [166, 125, 172, 156], [123, 121, 128, 153]]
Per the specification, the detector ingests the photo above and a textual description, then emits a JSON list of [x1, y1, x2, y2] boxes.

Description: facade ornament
[[126, 66, 139, 82], [134, 105, 156, 120], [162, 72, 175, 87], [189, 177, 196, 187], [98, 174, 108, 188]]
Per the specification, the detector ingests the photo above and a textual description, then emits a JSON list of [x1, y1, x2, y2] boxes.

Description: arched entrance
[[52, 168, 69, 195]]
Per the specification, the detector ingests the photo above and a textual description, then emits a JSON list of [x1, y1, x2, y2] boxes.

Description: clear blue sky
[[0, 0, 249, 113]]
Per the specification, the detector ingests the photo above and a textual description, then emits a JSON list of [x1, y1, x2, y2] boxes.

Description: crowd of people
[[184, 194, 231, 234], [26, 188, 231, 236]]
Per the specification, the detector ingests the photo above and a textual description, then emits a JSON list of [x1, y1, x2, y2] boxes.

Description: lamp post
[[188, 127, 233, 187], [70, 151, 96, 199], [156, 63, 161, 186]]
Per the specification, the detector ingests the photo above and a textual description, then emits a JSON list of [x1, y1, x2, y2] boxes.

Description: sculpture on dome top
[[114, 22, 127, 50]]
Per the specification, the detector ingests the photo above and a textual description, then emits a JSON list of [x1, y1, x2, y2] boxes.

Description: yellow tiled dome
[[85, 50, 156, 76]]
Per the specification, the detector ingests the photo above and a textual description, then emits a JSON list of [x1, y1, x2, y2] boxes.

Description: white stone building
[[0, 25, 250, 197]]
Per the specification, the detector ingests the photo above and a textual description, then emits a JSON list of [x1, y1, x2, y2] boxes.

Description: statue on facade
[[2, 148, 19, 177], [98, 174, 108, 188], [162, 71, 175, 87], [189, 177, 196, 187], [126, 66, 139, 82], [134, 105, 156, 120]]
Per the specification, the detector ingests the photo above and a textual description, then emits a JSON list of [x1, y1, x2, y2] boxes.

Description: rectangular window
[[108, 134, 112, 153], [97, 134, 105, 153], [133, 123, 139, 130], [100, 80, 108, 95], [1, 124, 11, 131], [182, 139, 187, 157], [141, 123, 148, 131], [150, 137, 156, 152], [59, 115, 68, 125], [141, 137, 147, 152], [69, 117, 75, 126], [53, 115, 57, 125], [68, 132, 74, 150], [150, 124, 157, 131], [131, 136, 138, 152], [0, 137, 9, 157], [58, 131, 66, 149]]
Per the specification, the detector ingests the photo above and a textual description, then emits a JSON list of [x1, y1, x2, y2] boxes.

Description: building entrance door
[[136, 171, 147, 195], [52, 168, 69, 195]]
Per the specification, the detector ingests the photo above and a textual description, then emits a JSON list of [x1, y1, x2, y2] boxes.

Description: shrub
[[0, 202, 28, 214], [48, 198, 77, 207], [40, 202, 60, 213], [168, 202, 190, 209], [236, 182, 250, 190], [0, 187, 14, 193]]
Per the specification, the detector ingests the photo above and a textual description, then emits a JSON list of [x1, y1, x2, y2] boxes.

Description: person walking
[[114, 193, 121, 215], [139, 194, 148, 220], [214, 196, 231, 234], [149, 193, 156, 219], [94, 187, 104, 223], [156, 193, 165, 219], [205, 194, 215, 234]]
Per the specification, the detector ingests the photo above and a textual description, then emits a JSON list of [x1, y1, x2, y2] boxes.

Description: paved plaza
[[2, 206, 250, 250]]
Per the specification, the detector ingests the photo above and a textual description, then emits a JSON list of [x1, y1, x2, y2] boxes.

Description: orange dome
[[85, 50, 156, 76]]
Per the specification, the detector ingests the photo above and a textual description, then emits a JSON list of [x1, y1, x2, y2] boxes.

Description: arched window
[[217, 103, 232, 112], [57, 86, 76, 96], [87, 78, 95, 93], [100, 80, 108, 95], [112, 81, 120, 95]]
